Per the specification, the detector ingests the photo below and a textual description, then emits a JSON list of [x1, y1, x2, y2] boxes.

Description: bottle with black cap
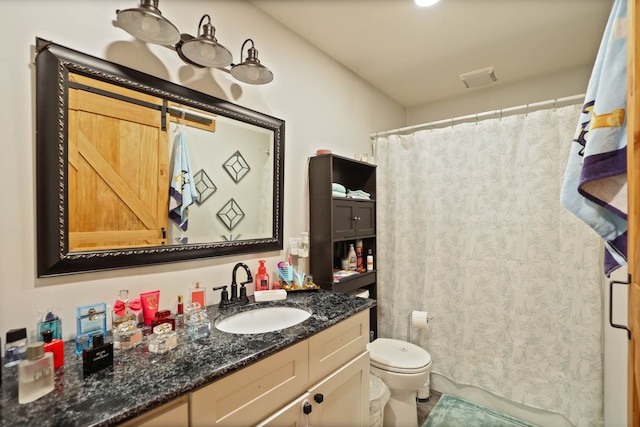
[[82, 333, 113, 376]]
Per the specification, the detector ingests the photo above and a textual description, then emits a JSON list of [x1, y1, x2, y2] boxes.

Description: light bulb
[[199, 43, 217, 61], [246, 67, 261, 81], [140, 15, 161, 35], [415, 0, 440, 6]]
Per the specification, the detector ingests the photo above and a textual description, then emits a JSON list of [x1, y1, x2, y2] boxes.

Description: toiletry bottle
[[175, 295, 184, 326], [140, 290, 160, 326], [18, 342, 54, 404], [367, 249, 374, 271], [148, 323, 178, 354], [37, 309, 62, 340], [41, 329, 64, 369], [82, 333, 113, 376], [190, 282, 206, 308], [76, 303, 108, 354], [356, 239, 363, 270], [348, 244, 357, 271], [113, 320, 142, 350], [186, 303, 212, 340], [151, 309, 176, 330], [112, 289, 136, 328], [5, 328, 28, 367], [255, 260, 270, 291]]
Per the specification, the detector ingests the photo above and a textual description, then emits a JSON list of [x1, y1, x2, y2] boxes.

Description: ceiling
[[251, 0, 614, 108]]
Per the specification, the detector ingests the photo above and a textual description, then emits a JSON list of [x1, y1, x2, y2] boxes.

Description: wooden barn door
[[67, 73, 169, 251]]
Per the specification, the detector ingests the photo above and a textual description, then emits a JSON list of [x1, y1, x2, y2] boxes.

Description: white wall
[[0, 0, 405, 341]]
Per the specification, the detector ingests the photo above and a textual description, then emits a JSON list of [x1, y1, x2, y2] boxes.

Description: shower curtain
[[374, 105, 603, 427]]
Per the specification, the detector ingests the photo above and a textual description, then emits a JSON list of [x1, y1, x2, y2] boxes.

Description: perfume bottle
[[148, 323, 178, 354], [112, 289, 137, 329], [82, 333, 113, 376], [18, 342, 54, 404], [41, 329, 64, 369], [5, 328, 28, 367], [151, 309, 175, 330], [113, 320, 143, 350], [190, 282, 206, 308], [76, 303, 107, 354], [186, 303, 211, 340], [175, 295, 184, 326], [37, 309, 62, 340]]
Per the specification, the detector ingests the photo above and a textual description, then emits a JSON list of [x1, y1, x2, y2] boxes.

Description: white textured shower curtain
[[374, 105, 603, 427]]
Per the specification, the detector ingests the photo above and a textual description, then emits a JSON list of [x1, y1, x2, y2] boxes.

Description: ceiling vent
[[459, 66, 498, 89]]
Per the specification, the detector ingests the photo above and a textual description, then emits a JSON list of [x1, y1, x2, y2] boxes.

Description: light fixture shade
[[230, 41, 274, 85], [115, 0, 180, 45], [180, 15, 233, 68]]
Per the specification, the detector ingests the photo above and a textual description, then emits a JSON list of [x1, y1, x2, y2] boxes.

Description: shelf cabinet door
[[333, 200, 375, 239], [308, 351, 370, 427]]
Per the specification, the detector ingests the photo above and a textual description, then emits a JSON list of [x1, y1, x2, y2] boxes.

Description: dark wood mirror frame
[[35, 38, 285, 277]]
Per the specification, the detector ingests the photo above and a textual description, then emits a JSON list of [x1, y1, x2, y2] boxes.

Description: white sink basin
[[215, 306, 311, 334]]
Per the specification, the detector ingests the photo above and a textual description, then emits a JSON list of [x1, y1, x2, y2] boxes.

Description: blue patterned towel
[[561, 0, 627, 276], [169, 132, 198, 231]]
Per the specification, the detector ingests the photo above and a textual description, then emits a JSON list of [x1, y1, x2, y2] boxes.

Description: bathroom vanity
[[0, 290, 374, 426]]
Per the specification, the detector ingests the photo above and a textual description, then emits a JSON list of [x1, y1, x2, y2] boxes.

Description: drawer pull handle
[[314, 393, 324, 404], [303, 401, 313, 414]]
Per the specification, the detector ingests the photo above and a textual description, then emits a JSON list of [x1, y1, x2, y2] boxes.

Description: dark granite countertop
[[0, 290, 375, 427]]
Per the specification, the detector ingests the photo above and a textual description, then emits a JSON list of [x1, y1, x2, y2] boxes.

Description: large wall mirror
[[35, 38, 284, 277]]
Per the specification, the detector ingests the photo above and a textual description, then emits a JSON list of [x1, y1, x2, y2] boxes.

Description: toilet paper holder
[[407, 311, 432, 343]]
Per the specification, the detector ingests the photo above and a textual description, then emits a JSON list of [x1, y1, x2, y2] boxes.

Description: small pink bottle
[[255, 260, 270, 291]]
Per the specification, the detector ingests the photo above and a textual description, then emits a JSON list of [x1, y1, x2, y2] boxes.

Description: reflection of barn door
[[67, 73, 169, 251]]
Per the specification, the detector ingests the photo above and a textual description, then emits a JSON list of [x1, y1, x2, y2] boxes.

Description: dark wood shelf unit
[[309, 154, 378, 339]]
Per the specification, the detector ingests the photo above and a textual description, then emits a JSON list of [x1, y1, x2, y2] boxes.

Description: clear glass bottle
[[148, 323, 178, 354], [18, 342, 54, 404], [113, 320, 143, 350], [112, 289, 136, 329], [186, 302, 211, 340]]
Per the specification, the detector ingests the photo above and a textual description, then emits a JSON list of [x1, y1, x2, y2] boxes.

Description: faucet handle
[[212, 286, 229, 304]]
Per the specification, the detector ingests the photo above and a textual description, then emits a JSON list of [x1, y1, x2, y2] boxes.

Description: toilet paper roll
[[411, 310, 429, 330]]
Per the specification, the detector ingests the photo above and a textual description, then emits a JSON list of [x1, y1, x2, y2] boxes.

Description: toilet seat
[[367, 338, 431, 374]]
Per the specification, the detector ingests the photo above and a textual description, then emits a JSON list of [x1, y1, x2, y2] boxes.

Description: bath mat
[[422, 394, 539, 427]]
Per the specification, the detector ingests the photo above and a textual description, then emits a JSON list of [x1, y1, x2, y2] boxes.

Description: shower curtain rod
[[369, 93, 585, 139]]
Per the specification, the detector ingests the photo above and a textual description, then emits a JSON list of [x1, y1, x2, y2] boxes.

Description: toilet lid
[[367, 338, 431, 372]]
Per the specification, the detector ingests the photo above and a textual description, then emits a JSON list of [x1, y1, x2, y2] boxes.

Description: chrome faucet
[[214, 263, 252, 309]]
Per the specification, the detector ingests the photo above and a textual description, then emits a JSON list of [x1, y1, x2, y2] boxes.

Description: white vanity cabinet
[[191, 310, 370, 427]]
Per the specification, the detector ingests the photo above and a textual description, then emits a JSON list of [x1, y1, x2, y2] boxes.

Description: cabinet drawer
[[191, 340, 309, 427], [308, 310, 369, 385]]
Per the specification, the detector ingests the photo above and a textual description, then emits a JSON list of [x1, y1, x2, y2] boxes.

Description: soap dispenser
[[255, 260, 270, 291]]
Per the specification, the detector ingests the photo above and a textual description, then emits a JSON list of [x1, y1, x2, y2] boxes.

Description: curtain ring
[[525, 104, 529, 116], [475, 113, 479, 124]]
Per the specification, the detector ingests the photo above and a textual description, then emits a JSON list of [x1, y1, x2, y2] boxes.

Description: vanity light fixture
[[230, 39, 274, 85], [115, 2, 275, 84], [178, 14, 233, 68], [115, 0, 180, 46]]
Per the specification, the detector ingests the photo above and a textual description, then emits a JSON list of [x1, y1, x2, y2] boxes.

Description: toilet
[[367, 338, 432, 427]]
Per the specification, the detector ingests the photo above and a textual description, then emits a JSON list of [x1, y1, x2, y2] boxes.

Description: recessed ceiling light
[[415, 0, 440, 7]]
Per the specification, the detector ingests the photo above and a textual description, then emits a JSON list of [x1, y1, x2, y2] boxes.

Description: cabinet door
[[333, 200, 357, 239], [354, 202, 375, 236], [308, 351, 370, 427], [256, 393, 311, 427], [190, 341, 309, 427]]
